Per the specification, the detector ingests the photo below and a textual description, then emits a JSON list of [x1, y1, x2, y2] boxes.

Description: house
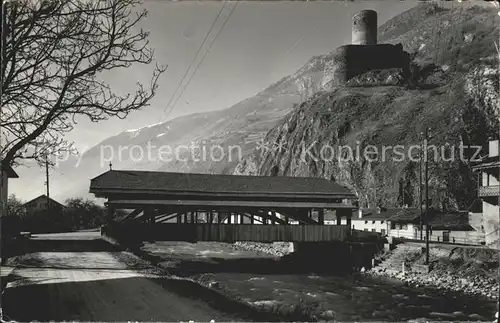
[[472, 139, 500, 247], [23, 195, 64, 216], [387, 207, 485, 245], [324, 207, 399, 235], [387, 207, 422, 239], [350, 207, 400, 235], [427, 210, 484, 245], [0, 161, 19, 216]]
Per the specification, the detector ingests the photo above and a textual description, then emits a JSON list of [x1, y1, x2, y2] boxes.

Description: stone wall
[[483, 200, 499, 246], [332, 44, 411, 86]]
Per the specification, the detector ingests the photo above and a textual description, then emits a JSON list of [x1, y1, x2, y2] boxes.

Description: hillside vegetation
[[234, 3, 499, 211]]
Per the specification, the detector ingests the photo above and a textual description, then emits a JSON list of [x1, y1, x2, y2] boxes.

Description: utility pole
[[419, 132, 423, 240], [45, 156, 50, 211], [424, 127, 430, 265]]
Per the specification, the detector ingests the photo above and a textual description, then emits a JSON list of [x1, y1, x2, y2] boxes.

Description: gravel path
[[1, 232, 245, 322]]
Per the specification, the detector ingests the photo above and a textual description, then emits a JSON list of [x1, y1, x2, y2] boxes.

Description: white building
[[386, 207, 422, 239], [325, 207, 400, 235], [472, 139, 500, 247], [0, 162, 19, 216]]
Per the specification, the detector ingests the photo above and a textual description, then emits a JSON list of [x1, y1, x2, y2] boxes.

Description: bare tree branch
[[1, 0, 167, 167]]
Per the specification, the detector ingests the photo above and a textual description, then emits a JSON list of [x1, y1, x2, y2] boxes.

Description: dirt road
[[1, 232, 247, 322]]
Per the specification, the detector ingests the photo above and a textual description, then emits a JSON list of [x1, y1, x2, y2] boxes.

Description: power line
[[165, 0, 240, 118], [137, 1, 232, 152], [163, 0, 229, 115]]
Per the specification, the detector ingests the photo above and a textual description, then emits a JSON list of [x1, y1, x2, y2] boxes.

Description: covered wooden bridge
[[89, 170, 358, 242]]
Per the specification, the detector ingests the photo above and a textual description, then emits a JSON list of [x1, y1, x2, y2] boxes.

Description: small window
[[381, 220, 385, 224], [402, 224, 408, 230], [381, 229, 386, 235], [352, 225, 355, 229], [364, 221, 368, 224], [364, 228, 368, 231], [372, 221, 375, 224], [371, 229, 376, 232]]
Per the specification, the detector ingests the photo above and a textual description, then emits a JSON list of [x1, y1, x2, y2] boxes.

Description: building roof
[[23, 195, 64, 208], [471, 156, 500, 171], [429, 211, 474, 231], [1, 161, 19, 178], [387, 208, 475, 231], [89, 170, 356, 199], [387, 208, 423, 223], [352, 208, 401, 221]]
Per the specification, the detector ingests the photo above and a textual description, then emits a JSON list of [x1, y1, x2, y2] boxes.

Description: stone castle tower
[[331, 9, 410, 86], [352, 10, 377, 46]]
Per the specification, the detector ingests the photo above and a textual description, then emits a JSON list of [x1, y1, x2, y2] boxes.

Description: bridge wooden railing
[[101, 223, 351, 243]]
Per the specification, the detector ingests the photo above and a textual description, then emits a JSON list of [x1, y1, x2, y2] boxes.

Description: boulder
[[320, 310, 335, 321]]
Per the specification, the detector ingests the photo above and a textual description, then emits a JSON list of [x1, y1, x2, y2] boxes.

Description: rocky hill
[[234, 3, 499, 211]]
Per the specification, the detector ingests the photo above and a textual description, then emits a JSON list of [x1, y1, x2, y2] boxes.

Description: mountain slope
[[51, 2, 498, 203], [234, 3, 499, 210]]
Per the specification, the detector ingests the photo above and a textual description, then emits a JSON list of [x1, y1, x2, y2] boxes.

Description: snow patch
[[123, 121, 167, 135], [198, 250, 223, 255], [251, 300, 281, 306]]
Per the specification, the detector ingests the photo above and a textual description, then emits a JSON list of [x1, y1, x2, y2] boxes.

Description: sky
[[10, 0, 423, 201], [62, 0, 419, 152]]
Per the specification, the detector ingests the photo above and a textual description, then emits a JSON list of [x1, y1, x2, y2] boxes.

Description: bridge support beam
[[318, 209, 324, 225], [337, 208, 353, 235], [143, 207, 155, 225], [107, 205, 115, 223]]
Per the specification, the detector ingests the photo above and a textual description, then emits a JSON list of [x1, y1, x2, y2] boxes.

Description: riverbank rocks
[[320, 309, 335, 321], [365, 244, 499, 301], [407, 318, 429, 323], [232, 242, 294, 257]]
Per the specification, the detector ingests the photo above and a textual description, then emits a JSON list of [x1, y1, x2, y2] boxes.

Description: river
[[140, 241, 497, 322]]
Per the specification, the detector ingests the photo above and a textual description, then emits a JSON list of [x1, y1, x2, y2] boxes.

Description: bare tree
[[1, 0, 167, 166]]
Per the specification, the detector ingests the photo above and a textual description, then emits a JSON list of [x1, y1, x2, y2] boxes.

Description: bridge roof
[[89, 170, 356, 200]]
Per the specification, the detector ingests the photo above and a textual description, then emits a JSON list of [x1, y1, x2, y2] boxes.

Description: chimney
[[489, 139, 499, 158], [358, 209, 363, 218]]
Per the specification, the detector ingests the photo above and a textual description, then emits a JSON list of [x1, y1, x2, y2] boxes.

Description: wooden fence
[[101, 223, 350, 243]]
